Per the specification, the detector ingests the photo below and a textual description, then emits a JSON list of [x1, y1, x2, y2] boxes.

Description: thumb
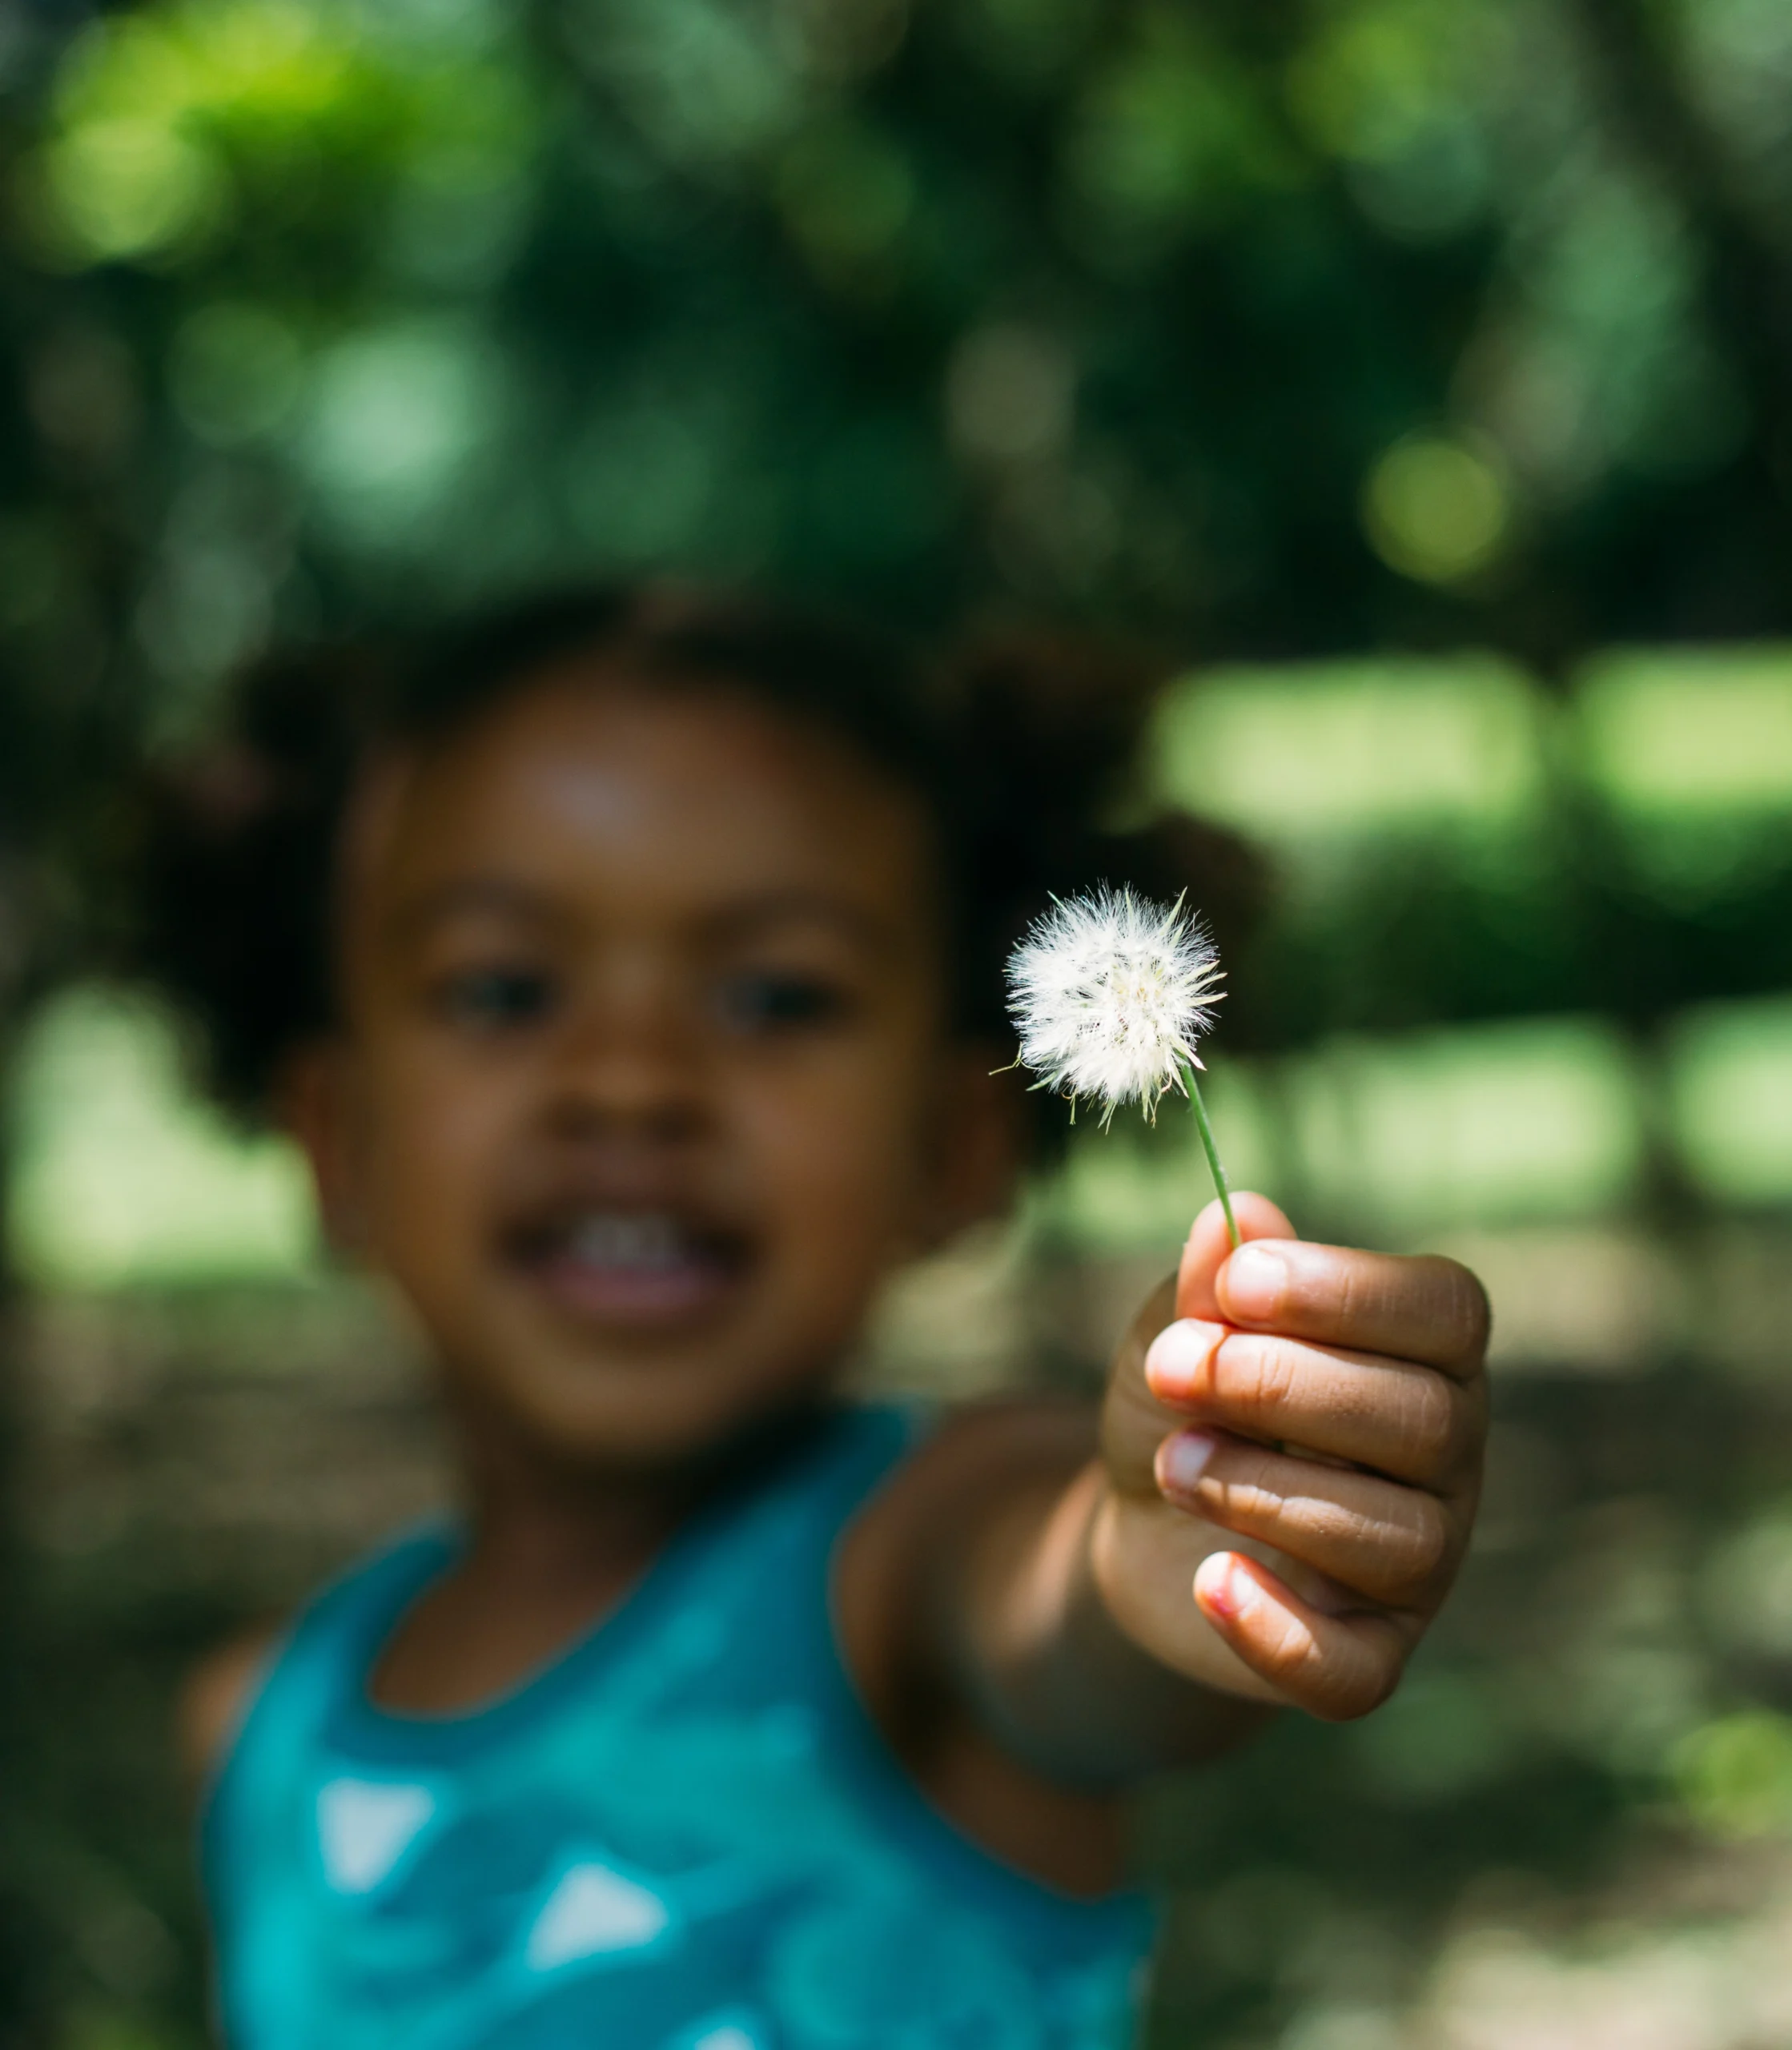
[[1175, 1191, 1298, 1322]]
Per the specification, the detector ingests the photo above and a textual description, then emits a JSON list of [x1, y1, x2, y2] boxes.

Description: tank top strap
[[605, 1400, 928, 1683], [723, 1398, 931, 1653], [225, 1523, 460, 1774], [768, 1401, 1154, 1954]]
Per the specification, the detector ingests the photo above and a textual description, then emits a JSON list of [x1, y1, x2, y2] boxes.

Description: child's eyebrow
[[386, 878, 569, 940], [697, 890, 900, 950], [384, 880, 899, 948]]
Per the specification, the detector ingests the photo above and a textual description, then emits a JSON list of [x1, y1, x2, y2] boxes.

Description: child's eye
[[436, 966, 557, 1031], [714, 971, 848, 1035]]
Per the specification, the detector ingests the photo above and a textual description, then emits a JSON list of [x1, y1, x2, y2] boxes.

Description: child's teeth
[[572, 1214, 684, 1269]]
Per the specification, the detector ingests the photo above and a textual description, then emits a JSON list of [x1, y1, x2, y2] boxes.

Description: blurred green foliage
[[5, 0, 1792, 731], [2, 0, 1790, 1038]]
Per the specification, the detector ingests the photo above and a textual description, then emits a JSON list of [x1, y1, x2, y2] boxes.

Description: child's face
[[297, 670, 1014, 1473]]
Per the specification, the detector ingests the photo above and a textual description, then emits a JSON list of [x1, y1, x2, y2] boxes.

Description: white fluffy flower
[[1005, 886, 1224, 1123]]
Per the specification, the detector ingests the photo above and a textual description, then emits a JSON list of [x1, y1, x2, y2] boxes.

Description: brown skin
[[183, 668, 1489, 1896]]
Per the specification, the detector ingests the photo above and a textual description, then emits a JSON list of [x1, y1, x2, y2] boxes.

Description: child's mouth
[[509, 1208, 749, 1328]]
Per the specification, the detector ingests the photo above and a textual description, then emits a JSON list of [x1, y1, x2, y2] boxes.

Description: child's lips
[[504, 1208, 751, 1330]]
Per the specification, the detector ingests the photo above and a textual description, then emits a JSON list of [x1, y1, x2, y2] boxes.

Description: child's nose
[[540, 986, 707, 1139]]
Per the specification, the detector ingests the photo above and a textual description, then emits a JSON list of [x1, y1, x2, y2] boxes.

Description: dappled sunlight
[[9, 991, 315, 1288]]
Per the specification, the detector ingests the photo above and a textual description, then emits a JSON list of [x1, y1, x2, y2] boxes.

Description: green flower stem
[[1182, 1062, 1239, 1250]]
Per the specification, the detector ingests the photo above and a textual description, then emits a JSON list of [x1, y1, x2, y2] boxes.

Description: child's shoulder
[[841, 1393, 1096, 1657], [178, 1524, 450, 1780]]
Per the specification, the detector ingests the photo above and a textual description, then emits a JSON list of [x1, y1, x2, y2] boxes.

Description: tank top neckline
[[325, 1402, 893, 1766]]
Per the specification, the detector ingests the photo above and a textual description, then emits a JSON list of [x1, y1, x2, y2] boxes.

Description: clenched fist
[[1092, 1192, 1489, 1721]]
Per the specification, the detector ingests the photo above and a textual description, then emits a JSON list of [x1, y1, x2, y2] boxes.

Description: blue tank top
[[203, 1404, 1154, 2050]]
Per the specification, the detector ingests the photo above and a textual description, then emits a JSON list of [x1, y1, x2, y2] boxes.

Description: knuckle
[[1258, 1607, 1318, 1686], [1430, 1259, 1492, 1366], [1225, 1334, 1300, 1418], [1227, 1437, 1284, 1497], [1394, 1371, 1457, 1469], [1441, 1386, 1485, 1474], [1322, 1658, 1400, 1722], [1390, 1494, 1450, 1594], [1204, 1452, 1284, 1533], [1309, 1627, 1404, 1722]]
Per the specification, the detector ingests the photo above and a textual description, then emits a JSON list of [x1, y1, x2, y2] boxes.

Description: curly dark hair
[[132, 581, 1264, 1156]]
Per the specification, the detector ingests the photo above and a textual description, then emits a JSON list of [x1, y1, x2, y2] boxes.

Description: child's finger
[[1157, 1430, 1459, 1609], [1191, 1550, 1409, 1722], [1175, 1192, 1296, 1322], [1215, 1240, 1489, 1381], [1143, 1326, 1476, 1489]]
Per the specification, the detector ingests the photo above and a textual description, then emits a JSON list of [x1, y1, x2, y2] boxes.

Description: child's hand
[[1093, 1192, 1489, 1721]]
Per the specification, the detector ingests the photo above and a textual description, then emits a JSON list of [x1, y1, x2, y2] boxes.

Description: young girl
[[142, 586, 1489, 2050]]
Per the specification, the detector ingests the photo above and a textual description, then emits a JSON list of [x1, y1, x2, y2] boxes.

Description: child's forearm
[[942, 1449, 1275, 1787]]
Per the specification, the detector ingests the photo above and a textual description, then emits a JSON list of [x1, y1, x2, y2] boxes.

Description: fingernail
[[1144, 1319, 1225, 1401], [1221, 1245, 1287, 1324], [1155, 1430, 1217, 1496], [1196, 1553, 1255, 1623]]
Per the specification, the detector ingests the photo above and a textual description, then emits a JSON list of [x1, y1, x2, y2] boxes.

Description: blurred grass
[[1151, 655, 1545, 842]]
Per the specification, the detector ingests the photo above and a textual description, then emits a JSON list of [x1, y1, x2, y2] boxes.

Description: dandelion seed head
[[1004, 886, 1223, 1123]]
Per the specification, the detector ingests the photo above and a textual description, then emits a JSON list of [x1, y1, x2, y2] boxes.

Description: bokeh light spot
[[1577, 649, 1792, 814], [9, 991, 315, 1287], [1669, 999, 1792, 1205], [1706, 1505, 1792, 1659], [1673, 1711, 1792, 1839], [41, 118, 227, 263], [1152, 657, 1541, 836], [1362, 432, 1510, 584], [300, 320, 501, 541]]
